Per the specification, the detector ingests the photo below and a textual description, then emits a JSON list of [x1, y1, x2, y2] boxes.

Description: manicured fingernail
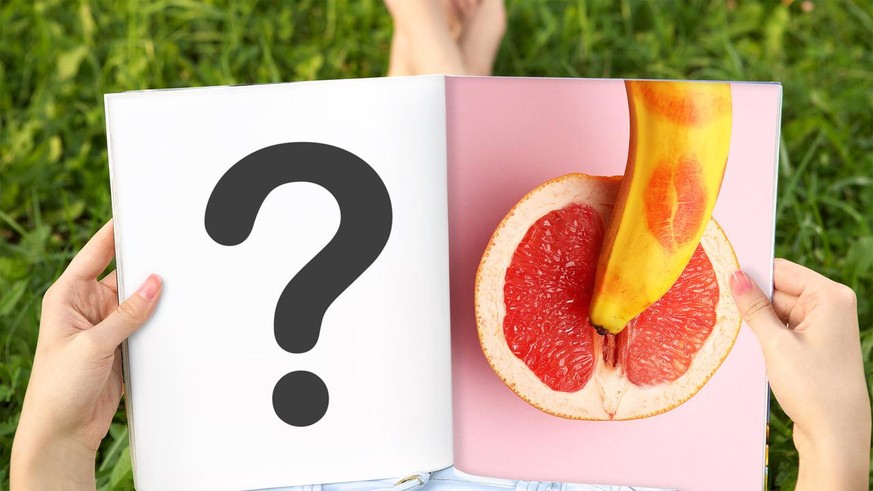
[[730, 270, 752, 295], [137, 274, 161, 300]]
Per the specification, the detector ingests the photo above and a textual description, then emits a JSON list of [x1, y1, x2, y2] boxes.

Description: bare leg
[[386, 0, 506, 76], [386, 0, 466, 75], [457, 0, 506, 76]]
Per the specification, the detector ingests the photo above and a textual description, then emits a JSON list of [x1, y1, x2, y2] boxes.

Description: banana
[[589, 80, 732, 335]]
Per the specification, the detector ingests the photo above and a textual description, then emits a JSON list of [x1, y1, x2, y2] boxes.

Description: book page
[[107, 75, 452, 490], [448, 76, 779, 490]]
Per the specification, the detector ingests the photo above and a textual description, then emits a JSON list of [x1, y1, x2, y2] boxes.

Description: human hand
[[730, 259, 871, 491], [11, 221, 161, 490]]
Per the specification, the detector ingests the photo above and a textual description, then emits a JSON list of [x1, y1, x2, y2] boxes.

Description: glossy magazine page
[[447, 76, 780, 490], [106, 76, 453, 490]]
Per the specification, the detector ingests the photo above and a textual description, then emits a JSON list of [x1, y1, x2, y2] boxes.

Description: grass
[[1, 0, 871, 489]]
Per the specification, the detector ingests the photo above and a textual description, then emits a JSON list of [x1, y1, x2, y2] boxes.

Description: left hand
[[11, 220, 162, 490]]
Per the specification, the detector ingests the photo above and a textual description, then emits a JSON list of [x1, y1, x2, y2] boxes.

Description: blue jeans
[[268, 466, 672, 491]]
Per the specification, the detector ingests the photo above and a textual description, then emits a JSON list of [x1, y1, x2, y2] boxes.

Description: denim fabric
[[269, 466, 673, 491]]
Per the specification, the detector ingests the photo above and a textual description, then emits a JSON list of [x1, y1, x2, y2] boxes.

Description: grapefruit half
[[475, 173, 741, 420]]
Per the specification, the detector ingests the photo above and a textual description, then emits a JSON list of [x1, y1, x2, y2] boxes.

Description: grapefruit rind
[[475, 173, 741, 421]]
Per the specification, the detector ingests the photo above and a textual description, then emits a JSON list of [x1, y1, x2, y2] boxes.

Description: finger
[[85, 274, 162, 352], [64, 220, 115, 281], [98, 270, 120, 320], [730, 270, 791, 353], [110, 347, 124, 401], [773, 258, 831, 297], [771, 290, 796, 325], [100, 270, 118, 292]]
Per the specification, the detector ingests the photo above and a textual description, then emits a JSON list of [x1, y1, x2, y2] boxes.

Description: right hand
[[729, 259, 871, 490]]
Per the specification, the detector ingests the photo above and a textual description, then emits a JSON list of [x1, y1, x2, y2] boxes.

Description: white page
[[106, 76, 452, 490]]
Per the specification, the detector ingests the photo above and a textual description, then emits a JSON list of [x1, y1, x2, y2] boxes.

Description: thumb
[[88, 274, 162, 352], [729, 270, 787, 353]]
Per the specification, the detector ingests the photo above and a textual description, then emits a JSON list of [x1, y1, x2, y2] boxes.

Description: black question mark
[[204, 142, 393, 427]]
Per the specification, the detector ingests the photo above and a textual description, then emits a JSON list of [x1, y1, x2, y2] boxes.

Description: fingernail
[[730, 270, 752, 295], [137, 274, 161, 300]]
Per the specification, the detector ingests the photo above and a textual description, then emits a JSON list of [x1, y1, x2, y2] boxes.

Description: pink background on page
[[446, 77, 780, 490]]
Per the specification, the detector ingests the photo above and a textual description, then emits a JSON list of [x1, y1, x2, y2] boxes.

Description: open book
[[105, 75, 780, 491]]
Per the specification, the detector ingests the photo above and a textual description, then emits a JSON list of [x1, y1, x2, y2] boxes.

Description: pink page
[[447, 77, 780, 490]]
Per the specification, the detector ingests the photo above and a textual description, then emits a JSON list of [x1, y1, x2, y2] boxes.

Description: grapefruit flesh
[[503, 203, 602, 392], [476, 173, 740, 420], [624, 246, 719, 386]]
